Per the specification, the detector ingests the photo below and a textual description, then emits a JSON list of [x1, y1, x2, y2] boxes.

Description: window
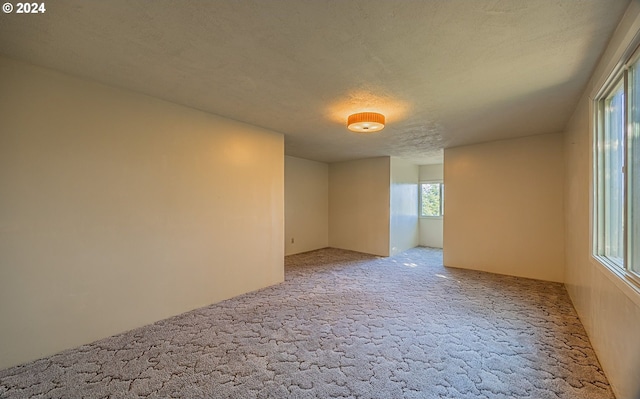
[[420, 182, 444, 217], [597, 79, 625, 266], [594, 46, 640, 284], [630, 58, 640, 278]]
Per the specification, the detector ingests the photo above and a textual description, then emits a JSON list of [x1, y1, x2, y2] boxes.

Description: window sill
[[420, 216, 443, 220], [592, 255, 640, 308]]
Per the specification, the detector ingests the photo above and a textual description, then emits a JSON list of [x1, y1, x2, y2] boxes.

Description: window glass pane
[[440, 184, 444, 216], [602, 82, 625, 265], [629, 60, 640, 277], [421, 183, 441, 217]]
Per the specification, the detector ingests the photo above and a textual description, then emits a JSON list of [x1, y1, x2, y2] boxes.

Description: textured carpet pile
[[0, 247, 613, 398]]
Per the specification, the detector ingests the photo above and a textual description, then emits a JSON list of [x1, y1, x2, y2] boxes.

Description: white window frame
[[419, 181, 444, 218], [593, 41, 640, 288]]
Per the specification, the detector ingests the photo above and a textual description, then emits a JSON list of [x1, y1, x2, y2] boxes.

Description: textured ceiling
[[0, 0, 631, 164]]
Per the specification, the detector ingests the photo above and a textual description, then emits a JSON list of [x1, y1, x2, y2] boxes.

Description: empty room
[[1, 1, 640, 398]]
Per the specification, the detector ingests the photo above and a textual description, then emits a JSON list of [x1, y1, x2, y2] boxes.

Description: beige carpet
[[0, 247, 613, 398]]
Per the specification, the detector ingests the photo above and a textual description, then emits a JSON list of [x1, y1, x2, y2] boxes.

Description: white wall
[[329, 157, 390, 256], [443, 134, 565, 282], [418, 164, 444, 248], [0, 57, 284, 370], [389, 158, 419, 256], [563, 3, 640, 397], [419, 164, 444, 181], [285, 156, 328, 255]]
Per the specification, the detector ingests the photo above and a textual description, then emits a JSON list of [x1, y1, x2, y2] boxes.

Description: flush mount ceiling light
[[347, 112, 385, 133]]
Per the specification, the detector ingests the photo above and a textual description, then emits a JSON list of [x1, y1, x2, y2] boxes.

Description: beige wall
[[285, 156, 328, 255], [563, 3, 640, 397], [0, 57, 284, 370], [443, 134, 564, 282], [329, 157, 390, 256], [389, 158, 419, 256], [418, 164, 444, 248]]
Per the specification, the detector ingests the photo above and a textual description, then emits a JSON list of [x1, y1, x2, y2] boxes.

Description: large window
[[594, 48, 640, 284], [420, 182, 443, 217]]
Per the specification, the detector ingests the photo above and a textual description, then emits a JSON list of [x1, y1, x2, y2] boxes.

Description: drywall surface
[[285, 156, 328, 255], [563, 3, 640, 397], [419, 164, 444, 248], [419, 164, 444, 181], [0, 57, 284, 370], [0, 2, 629, 164], [329, 157, 390, 256], [443, 134, 565, 282], [419, 218, 443, 249], [389, 158, 419, 256]]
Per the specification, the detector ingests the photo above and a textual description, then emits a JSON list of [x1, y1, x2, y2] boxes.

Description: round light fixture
[[347, 112, 385, 133]]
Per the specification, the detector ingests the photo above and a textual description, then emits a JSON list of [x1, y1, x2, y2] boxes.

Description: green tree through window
[[421, 183, 443, 217]]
